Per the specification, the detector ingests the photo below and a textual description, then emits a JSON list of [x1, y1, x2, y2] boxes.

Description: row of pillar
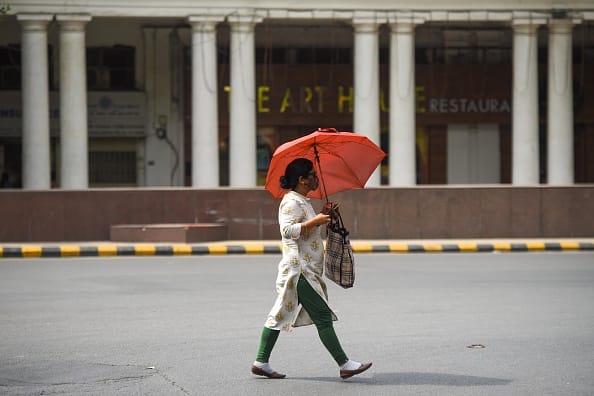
[[18, 13, 90, 190], [17, 12, 578, 189], [512, 18, 578, 184], [189, 14, 579, 188]]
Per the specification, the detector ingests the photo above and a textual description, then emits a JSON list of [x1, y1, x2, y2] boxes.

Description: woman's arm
[[279, 199, 330, 239], [279, 199, 303, 240], [300, 213, 331, 236]]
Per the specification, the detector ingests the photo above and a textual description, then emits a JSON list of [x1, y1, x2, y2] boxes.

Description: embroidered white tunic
[[264, 191, 338, 332]]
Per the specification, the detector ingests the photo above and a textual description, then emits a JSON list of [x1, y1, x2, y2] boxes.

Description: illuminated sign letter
[[280, 88, 293, 113], [416, 86, 426, 113], [258, 86, 271, 113], [338, 86, 353, 113]]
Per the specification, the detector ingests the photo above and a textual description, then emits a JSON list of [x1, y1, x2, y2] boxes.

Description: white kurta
[[265, 191, 338, 332]]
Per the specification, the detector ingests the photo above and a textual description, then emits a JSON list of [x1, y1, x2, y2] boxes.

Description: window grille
[[89, 151, 136, 184]]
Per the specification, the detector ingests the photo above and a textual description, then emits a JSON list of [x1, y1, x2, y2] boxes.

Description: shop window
[[86, 46, 135, 90], [0, 46, 20, 89], [443, 48, 510, 64], [0, 45, 55, 90], [255, 48, 287, 64], [89, 151, 136, 185], [293, 48, 351, 64], [222, 47, 352, 65]]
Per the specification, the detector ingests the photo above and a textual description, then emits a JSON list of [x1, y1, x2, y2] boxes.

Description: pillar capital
[[352, 11, 385, 32], [56, 14, 92, 30], [512, 12, 547, 32], [352, 21, 379, 34], [187, 15, 225, 32], [17, 14, 53, 31], [548, 17, 582, 33], [227, 14, 263, 28]]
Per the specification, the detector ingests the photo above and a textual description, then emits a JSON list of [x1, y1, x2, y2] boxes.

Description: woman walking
[[251, 158, 372, 380]]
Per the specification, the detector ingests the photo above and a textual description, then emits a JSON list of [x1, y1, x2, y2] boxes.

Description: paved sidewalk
[[1, 238, 593, 258]]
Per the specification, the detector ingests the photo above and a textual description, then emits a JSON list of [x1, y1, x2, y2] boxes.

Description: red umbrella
[[265, 128, 386, 200]]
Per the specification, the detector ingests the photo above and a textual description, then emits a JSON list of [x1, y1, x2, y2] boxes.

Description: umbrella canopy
[[265, 128, 386, 200]]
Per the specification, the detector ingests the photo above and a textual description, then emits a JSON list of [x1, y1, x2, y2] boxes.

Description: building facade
[[0, 1, 593, 189]]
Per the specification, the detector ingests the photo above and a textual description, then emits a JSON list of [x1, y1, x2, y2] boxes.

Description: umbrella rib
[[315, 143, 371, 188]]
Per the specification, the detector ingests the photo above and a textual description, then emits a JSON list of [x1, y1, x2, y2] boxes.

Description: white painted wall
[[143, 27, 184, 187]]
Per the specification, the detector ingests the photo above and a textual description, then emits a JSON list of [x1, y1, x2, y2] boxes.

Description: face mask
[[309, 174, 319, 191]]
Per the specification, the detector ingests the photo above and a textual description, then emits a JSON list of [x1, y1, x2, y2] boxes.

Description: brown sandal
[[251, 365, 286, 379], [340, 362, 372, 379]]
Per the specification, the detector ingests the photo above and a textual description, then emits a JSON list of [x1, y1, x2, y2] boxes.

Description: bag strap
[[327, 206, 349, 238]]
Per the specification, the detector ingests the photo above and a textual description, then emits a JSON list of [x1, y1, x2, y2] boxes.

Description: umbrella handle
[[315, 127, 336, 202], [313, 143, 330, 203]]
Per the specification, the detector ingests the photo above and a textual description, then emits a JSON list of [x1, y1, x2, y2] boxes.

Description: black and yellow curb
[[1, 240, 593, 258]]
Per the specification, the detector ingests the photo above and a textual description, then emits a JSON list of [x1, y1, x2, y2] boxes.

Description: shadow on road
[[286, 372, 513, 386]]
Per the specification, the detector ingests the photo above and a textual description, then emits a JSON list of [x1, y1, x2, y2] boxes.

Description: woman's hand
[[311, 213, 331, 226], [301, 213, 330, 235], [322, 201, 340, 218]]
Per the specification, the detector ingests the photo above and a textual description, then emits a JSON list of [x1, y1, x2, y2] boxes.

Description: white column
[[547, 19, 578, 185], [388, 18, 417, 186], [353, 15, 381, 186], [228, 15, 262, 187], [57, 14, 91, 189], [512, 19, 543, 185], [17, 14, 53, 190], [188, 16, 224, 187]]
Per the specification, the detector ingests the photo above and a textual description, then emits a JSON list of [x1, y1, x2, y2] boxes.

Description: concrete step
[[110, 223, 227, 243]]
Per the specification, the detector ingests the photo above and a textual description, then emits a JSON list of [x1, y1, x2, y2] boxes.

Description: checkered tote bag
[[324, 209, 354, 289]]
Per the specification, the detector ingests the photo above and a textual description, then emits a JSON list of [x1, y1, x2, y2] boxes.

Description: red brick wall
[[0, 187, 592, 242]]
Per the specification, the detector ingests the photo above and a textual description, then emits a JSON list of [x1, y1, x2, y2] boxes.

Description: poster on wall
[[87, 92, 146, 137]]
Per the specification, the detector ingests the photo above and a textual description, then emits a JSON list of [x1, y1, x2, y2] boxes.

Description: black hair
[[280, 158, 313, 190]]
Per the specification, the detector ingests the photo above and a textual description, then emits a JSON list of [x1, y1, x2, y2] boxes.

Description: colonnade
[[17, 10, 581, 189]]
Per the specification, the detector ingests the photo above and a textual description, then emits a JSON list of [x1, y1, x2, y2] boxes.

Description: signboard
[[0, 91, 146, 138], [87, 92, 146, 137]]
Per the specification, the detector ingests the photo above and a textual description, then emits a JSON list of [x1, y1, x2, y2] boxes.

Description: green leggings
[[256, 275, 348, 366]]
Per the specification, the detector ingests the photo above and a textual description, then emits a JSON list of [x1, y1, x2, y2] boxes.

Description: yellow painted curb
[[172, 244, 192, 255], [352, 242, 374, 253], [134, 244, 156, 255], [97, 244, 118, 256], [560, 241, 580, 250], [244, 244, 265, 254], [207, 244, 228, 254], [60, 245, 80, 257], [493, 242, 511, 252], [526, 242, 546, 251], [22, 246, 42, 257], [458, 243, 478, 252], [389, 243, 410, 252], [423, 244, 443, 252]]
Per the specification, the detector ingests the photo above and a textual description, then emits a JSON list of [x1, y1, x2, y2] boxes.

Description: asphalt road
[[1, 252, 593, 395]]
